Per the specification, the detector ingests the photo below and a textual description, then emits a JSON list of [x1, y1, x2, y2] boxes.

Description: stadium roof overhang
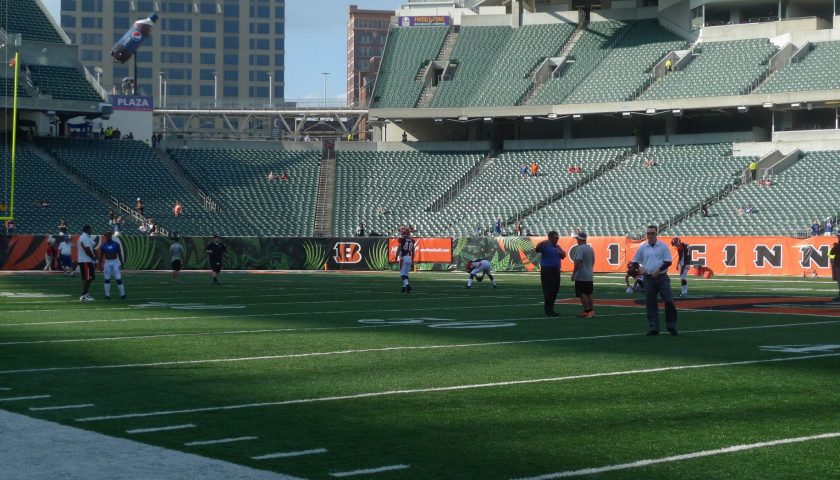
[[370, 88, 840, 121]]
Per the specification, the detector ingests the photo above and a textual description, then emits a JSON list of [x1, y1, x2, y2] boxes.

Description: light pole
[[213, 72, 218, 108], [321, 72, 329, 108], [158, 72, 164, 107], [268, 72, 273, 108], [94, 66, 103, 87], [163, 79, 168, 108]]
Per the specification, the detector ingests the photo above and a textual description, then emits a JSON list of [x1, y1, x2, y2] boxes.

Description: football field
[[0, 270, 838, 479]]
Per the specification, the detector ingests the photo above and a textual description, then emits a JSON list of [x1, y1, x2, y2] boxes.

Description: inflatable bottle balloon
[[111, 13, 158, 63]]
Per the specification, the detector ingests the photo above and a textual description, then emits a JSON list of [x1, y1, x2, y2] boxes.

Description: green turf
[[0, 271, 839, 479]]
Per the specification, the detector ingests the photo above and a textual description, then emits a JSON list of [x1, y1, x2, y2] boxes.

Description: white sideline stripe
[[76, 352, 840, 422], [5, 319, 839, 376], [29, 403, 95, 411], [514, 432, 840, 479], [0, 387, 10, 391], [6, 319, 839, 376], [252, 448, 328, 460], [330, 464, 410, 477], [0, 324, 395, 346], [0, 395, 51, 402], [127, 424, 196, 434], [0, 303, 528, 327], [185, 436, 258, 446]]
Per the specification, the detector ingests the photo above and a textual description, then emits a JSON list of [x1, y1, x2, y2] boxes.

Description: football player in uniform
[[672, 237, 690, 297], [465, 258, 496, 289], [397, 227, 415, 293], [77, 225, 97, 302], [99, 231, 126, 299], [625, 261, 644, 294]]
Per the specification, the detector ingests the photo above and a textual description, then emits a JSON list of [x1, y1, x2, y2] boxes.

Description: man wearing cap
[[570, 231, 595, 317], [99, 231, 126, 299], [535, 230, 566, 317], [205, 235, 227, 285], [830, 233, 840, 301], [77, 225, 97, 302], [632, 225, 678, 336]]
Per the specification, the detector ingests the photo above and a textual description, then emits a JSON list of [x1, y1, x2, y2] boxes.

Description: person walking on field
[[570, 231, 595, 317], [170, 236, 185, 283], [205, 235, 226, 285], [632, 225, 678, 336], [536, 230, 566, 317]]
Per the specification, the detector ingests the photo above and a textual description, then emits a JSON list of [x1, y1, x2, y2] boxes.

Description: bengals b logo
[[334, 242, 362, 264]]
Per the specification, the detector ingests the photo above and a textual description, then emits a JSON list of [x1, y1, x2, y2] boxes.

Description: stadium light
[[547, 113, 558, 119], [645, 108, 656, 114], [523, 116, 533, 122], [621, 112, 632, 118], [457, 115, 468, 121], [483, 117, 492, 123], [791, 103, 801, 108], [434, 118, 443, 123], [763, 102, 774, 108], [572, 114, 582, 121], [737, 106, 748, 113], [672, 109, 682, 116]]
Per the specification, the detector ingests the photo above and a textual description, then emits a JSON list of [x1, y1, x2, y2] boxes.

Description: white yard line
[[29, 403, 95, 411], [5, 319, 839, 376], [514, 432, 840, 479], [0, 395, 50, 402], [0, 303, 531, 327], [330, 464, 410, 477], [127, 424, 196, 434], [185, 436, 258, 446], [76, 352, 840, 422], [252, 448, 328, 460], [0, 387, 10, 391]]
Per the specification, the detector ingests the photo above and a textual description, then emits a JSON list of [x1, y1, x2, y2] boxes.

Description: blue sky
[[42, 0, 405, 101]]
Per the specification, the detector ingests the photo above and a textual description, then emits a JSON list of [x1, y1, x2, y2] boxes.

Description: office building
[[347, 5, 391, 107]]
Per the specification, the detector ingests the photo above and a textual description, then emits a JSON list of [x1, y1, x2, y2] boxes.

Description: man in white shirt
[[631, 225, 678, 336], [77, 225, 97, 302], [58, 236, 74, 276], [570, 232, 595, 317]]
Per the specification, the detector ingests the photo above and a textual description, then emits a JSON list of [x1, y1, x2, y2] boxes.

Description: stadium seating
[[530, 20, 627, 106], [520, 143, 744, 236], [332, 150, 482, 236], [37, 138, 226, 236], [429, 26, 513, 108], [670, 150, 840, 237], [756, 41, 840, 94], [0, 76, 28, 97], [6, 143, 110, 234], [420, 147, 626, 236], [0, 0, 65, 44], [169, 148, 322, 236], [27, 65, 102, 102], [564, 20, 685, 104], [469, 22, 576, 107], [640, 39, 777, 100], [371, 26, 448, 109]]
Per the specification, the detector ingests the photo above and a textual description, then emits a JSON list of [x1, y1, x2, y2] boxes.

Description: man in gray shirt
[[571, 231, 596, 317], [170, 237, 185, 283]]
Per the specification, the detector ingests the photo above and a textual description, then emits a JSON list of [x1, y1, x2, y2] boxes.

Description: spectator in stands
[[173, 201, 183, 218], [355, 223, 365, 236], [138, 222, 148, 234], [135, 198, 145, 216], [304, 134, 312, 142], [113, 128, 122, 140], [58, 218, 68, 235], [5, 219, 15, 235], [376, 205, 385, 215], [475, 223, 483, 237], [825, 218, 834, 236], [127, 132, 134, 140], [402, 131, 408, 142], [530, 162, 539, 177], [736, 207, 745, 216], [515, 223, 522, 236], [830, 234, 840, 301], [644, 158, 657, 168], [701, 203, 710, 217], [113, 216, 125, 236], [280, 172, 289, 182], [758, 176, 773, 186], [267, 170, 277, 181], [665, 58, 673, 71], [811, 220, 820, 237], [749, 160, 758, 181], [112, 84, 119, 95], [519, 164, 529, 177], [147, 218, 158, 236], [744, 205, 754, 215], [493, 217, 502, 236]]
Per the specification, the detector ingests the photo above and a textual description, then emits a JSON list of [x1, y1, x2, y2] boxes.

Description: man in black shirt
[[205, 235, 227, 285]]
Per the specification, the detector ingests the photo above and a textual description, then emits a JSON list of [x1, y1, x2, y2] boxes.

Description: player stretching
[[100, 231, 126, 299], [397, 227, 415, 293], [625, 261, 644, 293], [465, 258, 496, 289], [672, 237, 690, 297]]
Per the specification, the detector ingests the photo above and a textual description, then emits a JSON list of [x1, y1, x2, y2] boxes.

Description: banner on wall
[[1, 235, 837, 276], [398, 16, 451, 27]]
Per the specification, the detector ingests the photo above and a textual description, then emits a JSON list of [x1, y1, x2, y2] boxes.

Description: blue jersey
[[102, 240, 121, 257]]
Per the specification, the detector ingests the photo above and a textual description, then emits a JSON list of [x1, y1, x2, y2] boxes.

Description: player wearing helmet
[[465, 258, 496, 289], [397, 227, 415, 293], [625, 261, 644, 293], [671, 237, 690, 297]]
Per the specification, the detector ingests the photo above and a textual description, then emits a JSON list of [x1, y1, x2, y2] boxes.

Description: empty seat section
[[333, 151, 482, 236], [757, 41, 840, 94], [372, 26, 448, 108], [27, 65, 102, 102], [0, 0, 65, 43], [169, 148, 321, 237], [640, 39, 777, 100]]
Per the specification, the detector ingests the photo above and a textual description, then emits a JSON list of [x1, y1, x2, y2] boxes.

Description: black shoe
[[545, 312, 559, 317], [104, 296, 111, 300], [464, 285, 471, 289], [406, 285, 412, 293], [120, 295, 127, 300], [492, 284, 497, 289], [667, 328, 678, 336], [401, 286, 406, 293], [646, 330, 660, 336]]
